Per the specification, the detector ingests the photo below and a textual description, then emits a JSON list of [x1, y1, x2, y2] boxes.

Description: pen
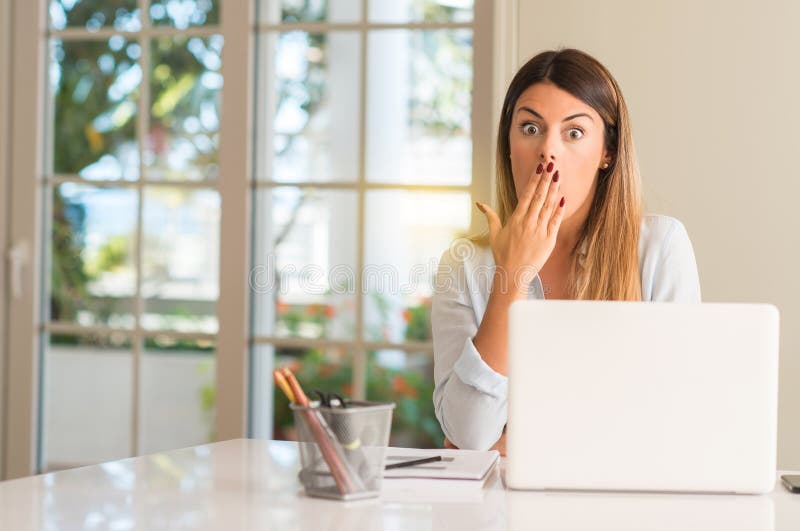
[[385, 455, 443, 470]]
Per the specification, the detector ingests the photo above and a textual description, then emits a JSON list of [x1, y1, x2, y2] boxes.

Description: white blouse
[[431, 214, 702, 450]]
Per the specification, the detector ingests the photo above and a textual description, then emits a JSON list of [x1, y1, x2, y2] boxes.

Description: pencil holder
[[291, 400, 395, 501]]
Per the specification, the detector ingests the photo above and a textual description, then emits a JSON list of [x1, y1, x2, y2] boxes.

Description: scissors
[[311, 389, 348, 408]]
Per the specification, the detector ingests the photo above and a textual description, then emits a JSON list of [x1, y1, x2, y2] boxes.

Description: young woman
[[431, 48, 701, 454]]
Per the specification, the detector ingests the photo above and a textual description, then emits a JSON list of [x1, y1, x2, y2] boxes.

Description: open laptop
[[506, 301, 779, 494]]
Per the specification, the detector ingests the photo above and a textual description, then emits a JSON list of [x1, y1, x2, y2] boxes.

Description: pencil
[[273, 370, 296, 404], [281, 367, 309, 405]]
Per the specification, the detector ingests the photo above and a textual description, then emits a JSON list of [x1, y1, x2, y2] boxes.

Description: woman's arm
[[432, 250, 511, 451], [445, 426, 507, 456], [472, 271, 527, 376], [436, 269, 522, 454]]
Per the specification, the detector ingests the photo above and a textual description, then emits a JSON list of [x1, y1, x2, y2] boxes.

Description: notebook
[[381, 447, 501, 503], [382, 447, 500, 486]]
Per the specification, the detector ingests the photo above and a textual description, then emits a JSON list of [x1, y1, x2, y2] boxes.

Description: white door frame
[[0, 0, 11, 482], [4, 0, 45, 479]]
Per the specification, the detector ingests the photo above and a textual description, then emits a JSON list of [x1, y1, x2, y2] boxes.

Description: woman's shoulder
[[639, 214, 691, 251], [638, 215, 701, 302], [437, 236, 495, 271], [434, 237, 496, 303]]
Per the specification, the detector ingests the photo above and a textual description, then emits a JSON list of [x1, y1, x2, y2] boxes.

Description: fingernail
[[546, 162, 554, 173], [475, 201, 485, 212], [552, 170, 559, 183], [536, 163, 543, 174], [559, 197, 565, 207]]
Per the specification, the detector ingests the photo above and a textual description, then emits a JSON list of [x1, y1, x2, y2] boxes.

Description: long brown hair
[[491, 48, 642, 301]]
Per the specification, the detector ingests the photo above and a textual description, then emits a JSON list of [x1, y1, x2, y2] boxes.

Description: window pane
[[368, 0, 473, 24], [44, 333, 133, 471], [256, 32, 360, 183], [146, 35, 223, 181], [150, 0, 219, 29], [252, 187, 357, 339], [140, 339, 215, 454], [50, 38, 140, 179], [268, 346, 353, 441], [366, 30, 473, 185], [364, 190, 471, 342], [258, 0, 361, 24], [51, 184, 137, 328], [367, 349, 442, 448], [142, 187, 219, 334], [49, 0, 141, 31]]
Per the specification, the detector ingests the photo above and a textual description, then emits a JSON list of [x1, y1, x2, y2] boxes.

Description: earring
[[601, 162, 609, 169]]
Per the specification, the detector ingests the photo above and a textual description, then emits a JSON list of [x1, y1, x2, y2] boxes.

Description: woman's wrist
[[490, 269, 530, 303]]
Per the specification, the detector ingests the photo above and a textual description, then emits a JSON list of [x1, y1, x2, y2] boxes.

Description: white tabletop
[[1, 439, 798, 530]]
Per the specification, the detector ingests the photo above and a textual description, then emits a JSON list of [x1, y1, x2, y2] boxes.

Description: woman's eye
[[522, 123, 538, 135], [568, 128, 584, 140]]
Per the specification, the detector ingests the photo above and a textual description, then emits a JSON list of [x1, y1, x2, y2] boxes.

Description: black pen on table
[[385, 455, 443, 470]]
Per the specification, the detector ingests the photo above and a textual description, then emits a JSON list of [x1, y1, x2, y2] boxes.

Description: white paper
[[382, 446, 500, 481]]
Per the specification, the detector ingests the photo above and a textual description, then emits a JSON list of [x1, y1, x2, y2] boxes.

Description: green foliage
[[50, 9, 217, 325], [276, 302, 335, 337], [272, 347, 444, 448], [272, 295, 442, 447], [144, 336, 215, 352], [52, 38, 138, 174], [50, 35, 139, 324], [197, 358, 216, 440], [404, 299, 432, 342], [85, 234, 128, 278], [51, 191, 90, 322], [365, 354, 443, 448]]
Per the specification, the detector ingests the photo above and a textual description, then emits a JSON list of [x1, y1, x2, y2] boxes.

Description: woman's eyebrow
[[517, 106, 594, 123]]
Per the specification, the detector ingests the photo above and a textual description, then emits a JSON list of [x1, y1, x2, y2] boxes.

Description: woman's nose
[[539, 133, 560, 161], [539, 150, 557, 162]]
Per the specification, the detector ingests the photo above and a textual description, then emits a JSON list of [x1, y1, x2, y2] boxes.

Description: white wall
[[510, 0, 799, 468]]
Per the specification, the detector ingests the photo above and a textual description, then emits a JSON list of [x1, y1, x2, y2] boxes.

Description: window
[[250, 0, 492, 447], [3, 0, 492, 477], [40, 0, 222, 470]]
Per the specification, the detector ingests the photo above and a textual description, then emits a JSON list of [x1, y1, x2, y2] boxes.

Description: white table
[[1, 439, 798, 530]]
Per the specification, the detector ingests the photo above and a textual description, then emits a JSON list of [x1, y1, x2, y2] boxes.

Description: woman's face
[[509, 81, 610, 220]]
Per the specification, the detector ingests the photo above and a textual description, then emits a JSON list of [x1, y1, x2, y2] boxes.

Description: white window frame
[[2, 0, 503, 479]]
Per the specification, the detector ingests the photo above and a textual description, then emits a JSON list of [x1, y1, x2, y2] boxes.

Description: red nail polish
[[559, 197, 565, 207], [552, 170, 559, 182], [536, 163, 543, 174], [546, 162, 554, 173]]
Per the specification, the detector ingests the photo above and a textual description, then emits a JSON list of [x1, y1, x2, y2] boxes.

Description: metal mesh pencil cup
[[291, 400, 395, 501]]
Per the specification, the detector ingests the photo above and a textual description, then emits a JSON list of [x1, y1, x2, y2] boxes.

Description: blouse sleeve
[[431, 247, 509, 450], [649, 217, 702, 303]]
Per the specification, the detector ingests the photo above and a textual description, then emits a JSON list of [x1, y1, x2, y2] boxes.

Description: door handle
[[6, 240, 29, 299]]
